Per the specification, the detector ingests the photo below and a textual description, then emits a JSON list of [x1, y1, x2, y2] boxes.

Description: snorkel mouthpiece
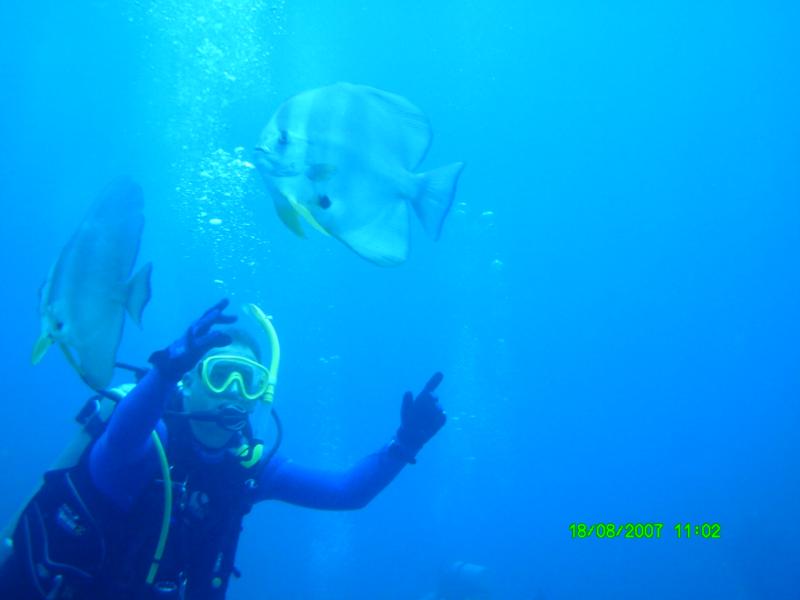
[[189, 404, 250, 432]]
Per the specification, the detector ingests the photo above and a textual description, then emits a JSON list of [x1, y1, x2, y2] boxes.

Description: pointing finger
[[423, 372, 444, 394]]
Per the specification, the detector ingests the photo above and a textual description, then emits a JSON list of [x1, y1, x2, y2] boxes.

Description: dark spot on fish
[[278, 130, 288, 145], [55, 321, 64, 331], [318, 195, 331, 209]]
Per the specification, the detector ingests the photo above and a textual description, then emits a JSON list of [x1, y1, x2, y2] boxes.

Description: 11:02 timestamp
[[675, 523, 721, 539], [568, 522, 721, 539]]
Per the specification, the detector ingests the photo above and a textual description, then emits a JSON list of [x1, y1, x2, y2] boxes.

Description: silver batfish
[[32, 176, 152, 390], [254, 82, 465, 266]]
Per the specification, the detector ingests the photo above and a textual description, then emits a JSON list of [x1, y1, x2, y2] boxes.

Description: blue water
[[1, 2, 798, 599]]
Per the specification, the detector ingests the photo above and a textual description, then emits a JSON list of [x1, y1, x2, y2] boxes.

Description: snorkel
[[244, 302, 280, 405], [230, 303, 283, 467]]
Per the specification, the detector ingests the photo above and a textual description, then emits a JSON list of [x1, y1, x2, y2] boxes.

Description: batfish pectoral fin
[[274, 192, 307, 238], [59, 342, 110, 391], [125, 262, 153, 327], [306, 163, 337, 182], [411, 162, 465, 240], [57, 342, 85, 382], [31, 333, 54, 365]]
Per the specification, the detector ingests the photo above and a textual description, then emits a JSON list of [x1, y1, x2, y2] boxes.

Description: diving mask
[[200, 354, 271, 401]]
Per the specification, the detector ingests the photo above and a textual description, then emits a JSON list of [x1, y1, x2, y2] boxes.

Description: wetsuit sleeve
[[88, 369, 174, 511], [254, 445, 407, 509]]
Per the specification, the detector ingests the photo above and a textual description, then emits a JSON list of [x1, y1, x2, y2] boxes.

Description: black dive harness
[[8, 366, 283, 600]]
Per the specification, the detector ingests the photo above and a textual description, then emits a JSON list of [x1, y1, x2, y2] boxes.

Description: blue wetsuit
[[89, 368, 408, 512], [0, 368, 414, 600], [2, 289, 443, 599]]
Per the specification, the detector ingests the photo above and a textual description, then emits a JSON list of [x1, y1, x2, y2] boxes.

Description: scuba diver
[[0, 299, 446, 599]]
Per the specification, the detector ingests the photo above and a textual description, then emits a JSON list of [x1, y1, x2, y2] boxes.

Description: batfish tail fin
[[126, 262, 153, 327], [412, 162, 465, 240]]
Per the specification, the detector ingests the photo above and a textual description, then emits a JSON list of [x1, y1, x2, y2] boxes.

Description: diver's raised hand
[[148, 298, 237, 382], [393, 372, 447, 464]]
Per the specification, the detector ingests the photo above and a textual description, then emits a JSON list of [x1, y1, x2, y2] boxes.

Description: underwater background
[[1, 1, 798, 599]]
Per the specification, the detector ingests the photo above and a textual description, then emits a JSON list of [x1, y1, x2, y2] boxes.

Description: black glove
[[393, 372, 447, 464], [149, 299, 237, 383]]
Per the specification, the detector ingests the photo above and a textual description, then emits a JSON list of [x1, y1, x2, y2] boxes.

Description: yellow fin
[[31, 334, 53, 364], [293, 202, 331, 237], [57, 343, 96, 388], [274, 192, 306, 238]]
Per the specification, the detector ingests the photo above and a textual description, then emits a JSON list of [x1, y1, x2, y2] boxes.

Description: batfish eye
[[55, 321, 64, 331], [278, 130, 288, 145], [318, 195, 331, 209]]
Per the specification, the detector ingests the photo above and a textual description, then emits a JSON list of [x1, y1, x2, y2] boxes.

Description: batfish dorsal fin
[[335, 82, 433, 170]]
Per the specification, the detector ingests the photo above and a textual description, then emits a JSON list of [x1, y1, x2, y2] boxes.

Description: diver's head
[[182, 327, 267, 449]]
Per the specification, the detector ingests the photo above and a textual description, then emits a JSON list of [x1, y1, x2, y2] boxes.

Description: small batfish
[[254, 82, 465, 266], [32, 176, 152, 390]]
